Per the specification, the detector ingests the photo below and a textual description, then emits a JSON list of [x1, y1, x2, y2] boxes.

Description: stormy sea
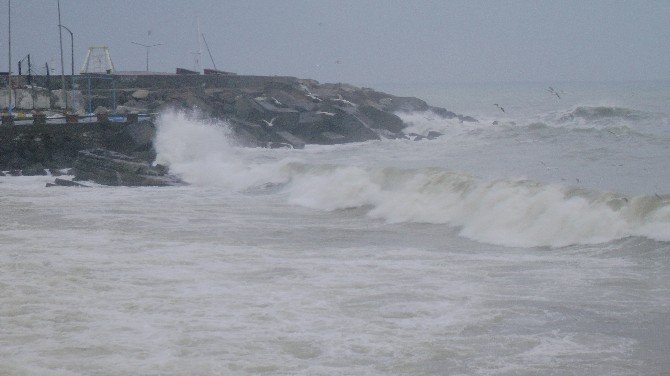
[[1, 81, 669, 375]]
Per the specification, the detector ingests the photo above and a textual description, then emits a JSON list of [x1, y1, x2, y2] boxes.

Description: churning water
[[1, 81, 669, 375]]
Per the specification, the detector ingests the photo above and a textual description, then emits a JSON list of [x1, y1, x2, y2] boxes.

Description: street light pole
[[7, 0, 12, 113], [58, 24, 75, 111], [57, 0, 69, 113], [131, 42, 162, 72]]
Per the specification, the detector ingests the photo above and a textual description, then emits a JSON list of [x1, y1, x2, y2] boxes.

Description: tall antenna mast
[[193, 17, 202, 73], [202, 33, 218, 71]]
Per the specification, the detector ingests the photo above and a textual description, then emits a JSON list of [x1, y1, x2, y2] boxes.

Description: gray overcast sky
[[2, 0, 669, 86]]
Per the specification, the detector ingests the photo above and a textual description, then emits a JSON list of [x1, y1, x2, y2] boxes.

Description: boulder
[[268, 90, 318, 112], [459, 115, 478, 123], [234, 95, 300, 129], [378, 96, 430, 113], [46, 178, 90, 187], [319, 131, 346, 143], [103, 121, 156, 154], [427, 131, 444, 140], [132, 89, 150, 100], [327, 112, 380, 144], [73, 148, 184, 186], [22, 163, 48, 176], [120, 121, 155, 151], [274, 130, 306, 149], [429, 107, 457, 119], [358, 105, 405, 134], [94, 106, 109, 114]]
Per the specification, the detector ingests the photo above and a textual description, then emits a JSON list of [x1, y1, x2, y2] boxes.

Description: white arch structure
[[80, 46, 115, 74]]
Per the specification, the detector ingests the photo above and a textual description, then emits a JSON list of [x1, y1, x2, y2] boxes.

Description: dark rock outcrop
[[155, 77, 476, 147], [73, 148, 184, 187], [46, 178, 90, 188], [21, 163, 48, 176]]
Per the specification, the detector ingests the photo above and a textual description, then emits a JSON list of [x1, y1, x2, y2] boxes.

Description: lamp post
[[7, 0, 12, 113], [57, 0, 68, 113], [131, 42, 162, 72], [58, 24, 75, 111]]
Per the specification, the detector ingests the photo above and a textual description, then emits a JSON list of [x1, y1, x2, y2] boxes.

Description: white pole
[[57, 0, 69, 113], [195, 17, 202, 73], [7, 0, 12, 112]]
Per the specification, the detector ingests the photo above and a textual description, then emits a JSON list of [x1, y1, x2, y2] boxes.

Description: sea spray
[[154, 110, 670, 248], [154, 110, 289, 190]]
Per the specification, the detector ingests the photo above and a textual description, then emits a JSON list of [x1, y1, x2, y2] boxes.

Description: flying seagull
[[262, 117, 277, 127], [494, 103, 505, 113], [548, 87, 562, 99]]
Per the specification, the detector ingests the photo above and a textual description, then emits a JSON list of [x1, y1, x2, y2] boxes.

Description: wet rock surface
[[72, 148, 184, 187], [46, 178, 90, 188]]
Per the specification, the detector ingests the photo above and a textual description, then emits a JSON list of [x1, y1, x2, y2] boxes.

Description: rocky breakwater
[[142, 77, 476, 148], [3, 75, 477, 186]]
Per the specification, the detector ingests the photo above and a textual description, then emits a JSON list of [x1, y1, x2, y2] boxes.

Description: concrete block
[[15, 89, 33, 110], [52, 89, 84, 111], [0, 91, 16, 110]]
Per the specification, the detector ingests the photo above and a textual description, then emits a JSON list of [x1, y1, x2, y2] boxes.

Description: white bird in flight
[[262, 117, 277, 127], [548, 87, 562, 99]]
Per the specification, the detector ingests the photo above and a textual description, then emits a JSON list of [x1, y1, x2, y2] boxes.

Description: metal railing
[[1, 112, 157, 126]]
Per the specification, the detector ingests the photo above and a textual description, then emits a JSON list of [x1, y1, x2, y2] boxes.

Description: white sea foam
[[153, 110, 287, 190], [155, 111, 670, 248], [3, 83, 670, 375], [282, 164, 669, 248], [395, 110, 477, 136]]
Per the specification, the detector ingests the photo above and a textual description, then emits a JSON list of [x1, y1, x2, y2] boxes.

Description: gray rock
[[100, 121, 156, 154], [328, 112, 380, 144], [378, 96, 430, 113], [22, 163, 48, 176], [429, 107, 457, 119], [120, 121, 155, 151], [358, 105, 405, 134], [427, 131, 444, 140], [459, 115, 478, 123], [234, 95, 300, 129], [132, 89, 150, 100], [46, 178, 90, 187], [74, 148, 184, 186], [319, 131, 346, 142], [274, 131, 306, 149], [268, 90, 318, 112], [94, 106, 109, 114]]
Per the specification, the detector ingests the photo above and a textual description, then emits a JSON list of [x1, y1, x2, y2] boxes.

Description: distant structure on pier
[[80, 46, 115, 74]]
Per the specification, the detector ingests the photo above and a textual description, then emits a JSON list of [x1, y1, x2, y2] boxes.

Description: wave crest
[[282, 164, 669, 248], [155, 110, 670, 248]]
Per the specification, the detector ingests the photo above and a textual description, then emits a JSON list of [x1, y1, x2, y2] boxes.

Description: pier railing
[[1, 112, 157, 126]]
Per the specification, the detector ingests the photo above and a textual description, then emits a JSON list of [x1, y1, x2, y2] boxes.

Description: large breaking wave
[[154, 110, 670, 248]]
